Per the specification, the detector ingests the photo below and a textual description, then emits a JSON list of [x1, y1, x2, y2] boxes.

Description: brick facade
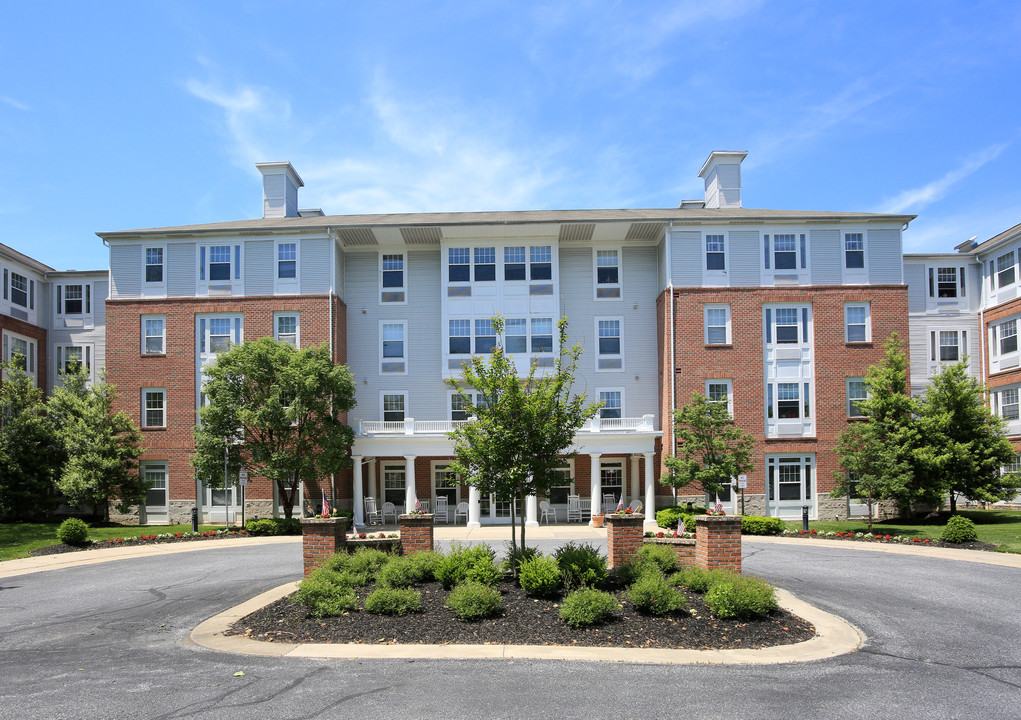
[[0, 314, 46, 392], [604, 512, 644, 568], [398, 514, 435, 553], [643, 537, 696, 565], [694, 515, 742, 572], [301, 516, 348, 576]]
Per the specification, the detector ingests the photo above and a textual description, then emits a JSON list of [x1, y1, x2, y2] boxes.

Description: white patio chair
[[603, 493, 617, 515], [381, 501, 398, 524], [628, 499, 643, 512], [434, 496, 450, 524], [363, 497, 381, 525], [539, 499, 558, 524], [566, 494, 582, 522], [454, 501, 469, 524]]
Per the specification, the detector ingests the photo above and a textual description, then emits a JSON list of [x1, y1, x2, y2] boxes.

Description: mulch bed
[[226, 578, 816, 650], [28, 531, 254, 557], [781, 533, 999, 552]]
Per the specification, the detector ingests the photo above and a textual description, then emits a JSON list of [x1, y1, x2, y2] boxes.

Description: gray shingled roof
[[970, 221, 1021, 255]]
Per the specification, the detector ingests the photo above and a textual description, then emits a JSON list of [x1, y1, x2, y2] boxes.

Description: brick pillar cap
[[604, 513, 645, 522], [301, 517, 349, 527]]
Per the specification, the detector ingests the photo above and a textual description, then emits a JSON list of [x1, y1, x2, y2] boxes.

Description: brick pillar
[[399, 514, 434, 554], [695, 515, 742, 573], [604, 513, 644, 568], [301, 517, 348, 577]]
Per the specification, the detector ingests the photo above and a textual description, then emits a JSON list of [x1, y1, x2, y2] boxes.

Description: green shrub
[[445, 580, 504, 621], [740, 515, 786, 536], [635, 543, 679, 574], [332, 509, 354, 522], [628, 571, 688, 615], [559, 588, 621, 627], [517, 556, 562, 598], [376, 552, 441, 588], [669, 566, 728, 593], [364, 587, 423, 615], [553, 542, 608, 589], [57, 517, 90, 546], [941, 515, 978, 543], [293, 571, 359, 617], [244, 517, 302, 536], [500, 544, 540, 571], [655, 506, 703, 530], [611, 559, 648, 588], [344, 548, 391, 580], [405, 551, 442, 582], [435, 543, 500, 589], [703, 575, 778, 619]]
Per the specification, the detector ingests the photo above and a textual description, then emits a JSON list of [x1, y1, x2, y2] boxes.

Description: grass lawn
[[0, 522, 231, 562], [784, 509, 1021, 554]]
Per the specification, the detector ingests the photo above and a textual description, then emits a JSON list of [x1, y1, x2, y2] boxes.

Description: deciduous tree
[[0, 358, 59, 519]]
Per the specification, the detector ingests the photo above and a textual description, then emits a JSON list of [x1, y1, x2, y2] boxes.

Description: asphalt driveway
[[0, 539, 1017, 719]]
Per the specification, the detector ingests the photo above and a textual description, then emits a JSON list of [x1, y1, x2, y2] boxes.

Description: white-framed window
[[475, 318, 496, 354], [198, 315, 242, 355], [930, 330, 966, 363], [275, 313, 299, 346], [9, 271, 33, 309], [927, 266, 966, 298], [766, 455, 814, 505], [531, 317, 554, 353], [504, 246, 526, 281], [598, 389, 623, 419], [530, 245, 553, 280], [600, 459, 625, 501], [594, 248, 621, 299], [705, 234, 726, 270], [142, 461, 168, 511], [449, 319, 471, 355], [474, 247, 496, 282], [997, 319, 1018, 356], [596, 318, 622, 371], [142, 388, 166, 428], [998, 388, 1020, 421], [57, 283, 90, 315], [547, 461, 575, 505], [505, 318, 527, 353], [448, 248, 470, 283], [2, 331, 37, 382], [847, 377, 868, 418], [380, 321, 407, 374], [382, 462, 406, 507], [381, 392, 407, 422], [765, 306, 811, 345], [706, 379, 733, 417], [764, 233, 807, 271], [450, 391, 488, 421], [844, 233, 865, 269], [142, 315, 165, 355], [767, 381, 811, 421], [55, 345, 92, 379], [380, 252, 406, 304], [844, 303, 871, 343], [277, 242, 297, 280], [996, 251, 1016, 289], [704, 304, 731, 345], [144, 247, 164, 284]]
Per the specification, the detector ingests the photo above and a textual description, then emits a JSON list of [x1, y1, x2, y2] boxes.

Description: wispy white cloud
[[1, 95, 30, 111], [877, 143, 1010, 214], [903, 199, 1021, 253]]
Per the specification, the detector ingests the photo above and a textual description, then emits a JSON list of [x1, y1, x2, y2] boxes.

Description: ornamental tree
[[660, 391, 755, 502], [446, 316, 599, 562], [915, 361, 1019, 513], [47, 362, 146, 521], [831, 333, 920, 528], [193, 338, 355, 518]]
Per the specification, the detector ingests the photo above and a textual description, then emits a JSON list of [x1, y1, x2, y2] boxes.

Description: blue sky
[[1, 1, 1018, 271]]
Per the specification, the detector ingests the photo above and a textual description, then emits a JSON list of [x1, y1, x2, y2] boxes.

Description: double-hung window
[[705, 235, 726, 270], [530, 246, 552, 280], [475, 319, 496, 354], [208, 246, 231, 281], [764, 233, 807, 272], [598, 390, 622, 419], [208, 318, 232, 353], [704, 305, 731, 345], [450, 394, 472, 422], [449, 319, 471, 354], [996, 251, 1016, 289], [845, 303, 870, 343], [275, 313, 299, 346], [531, 318, 553, 353], [930, 330, 966, 363], [142, 315, 165, 354], [145, 247, 164, 283], [847, 378, 867, 418], [595, 249, 621, 299], [1000, 388, 1020, 421], [999, 319, 1018, 356], [381, 321, 407, 374], [449, 248, 470, 282], [597, 319, 622, 371], [844, 233, 865, 269], [382, 393, 406, 422], [767, 382, 811, 420], [504, 247, 526, 281], [142, 388, 165, 428], [474, 247, 496, 282], [775, 308, 800, 343], [706, 380, 733, 418], [143, 462, 168, 511], [9, 271, 32, 309], [765, 306, 810, 345], [277, 242, 297, 279], [58, 284, 89, 315], [199, 244, 241, 286], [3, 332, 36, 381], [56, 345, 91, 376], [505, 318, 527, 353], [380, 253, 406, 303]]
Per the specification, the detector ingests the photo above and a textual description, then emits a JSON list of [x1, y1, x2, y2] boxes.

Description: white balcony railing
[[359, 414, 655, 436]]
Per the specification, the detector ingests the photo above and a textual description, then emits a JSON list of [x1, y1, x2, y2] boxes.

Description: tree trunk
[[949, 493, 957, 514], [866, 491, 873, 534], [280, 479, 293, 519], [508, 494, 518, 560], [518, 489, 527, 564]]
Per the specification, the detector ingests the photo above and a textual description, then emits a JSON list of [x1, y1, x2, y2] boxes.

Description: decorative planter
[[591, 514, 605, 528]]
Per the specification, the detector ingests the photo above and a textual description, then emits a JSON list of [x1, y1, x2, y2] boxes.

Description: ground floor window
[[547, 463, 574, 505], [433, 463, 459, 506], [143, 462, 167, 511], [766, 455, 815, 517], [382, 463, 406, 508]]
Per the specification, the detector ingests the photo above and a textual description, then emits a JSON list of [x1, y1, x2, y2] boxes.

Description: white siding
[[868, 229, 903, 284], [166, 242, 196, 297], [244, 240, 274, 296], [109, 244, 141, 298], [728, 230, 760, 287], [334, 242, 345, 298], [809, 229, 841, 285], [904, 262, 927, 313], [669, 231, 701, 286], [657, 239, 667, 291], [907, 315, 982, 397], [300, 238, 331, 293]]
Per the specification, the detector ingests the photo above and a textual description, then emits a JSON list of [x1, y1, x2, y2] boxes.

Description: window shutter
[[2, 268, 6, 299], [199, 247, 206, 281], [29, 280, 34, 310], [234, 245, 241, 279], [804, 382, 811, 417], [930, 331, 936, 362], [763, 235, 770, 269], [960, 267, 965, 297], [234, 317, 242, 344], [928, 268, 934, 297], [56, 346, 62, 372], [199, 318, 206, 353], [28, 342, 34, 373], [799, 234, 807, 269], [86, 346, 91, 370], [962, 331, 968, 358], [801, 307, 809, 340], [765, 309, 772, 343], [85, 284, 91, 314], [56, 285, 62, 314]]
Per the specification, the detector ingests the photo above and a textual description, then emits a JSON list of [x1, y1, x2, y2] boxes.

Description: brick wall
[[399, 514, 435, 553], [643, 537, 695, 565], [106, 294, 344, 510], [604, 513, 644, 568], [0, 314, 46, 392], [694, 515, 742, 572], [301, 516, 348, 576]]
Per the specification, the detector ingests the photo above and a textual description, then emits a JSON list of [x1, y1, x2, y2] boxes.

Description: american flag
[[616, 495, 624, 512], [415, 498, 422, 512], [678, 519, 685, 534], [322, 490, 330, 516], [714, 495, 723, 514]]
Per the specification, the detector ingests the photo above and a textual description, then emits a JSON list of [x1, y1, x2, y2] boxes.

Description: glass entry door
[[767, 455, 815, 519]]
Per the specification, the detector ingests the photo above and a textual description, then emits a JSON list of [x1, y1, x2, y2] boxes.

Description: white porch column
[[368, 460, 378, 501], [630, 455, 640, 505], [468, 486, 481, 527], [404, 455, 417, 511], [352, 456, 364, 526], [525, 493, 538, 526], [589, 453, 602, 525], [644, 452, 656, 528]]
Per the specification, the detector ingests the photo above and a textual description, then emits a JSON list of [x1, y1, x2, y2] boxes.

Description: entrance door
[[432, 462, 460, 521], [708, 482, 737, 514], [382, 463, 406, 514], [767, 455, 815, 519], [601, 459, 625, 513]]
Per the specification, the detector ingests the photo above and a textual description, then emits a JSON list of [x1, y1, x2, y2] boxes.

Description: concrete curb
[[744, 535, 1021, 569], [189, 583, 864, 665]]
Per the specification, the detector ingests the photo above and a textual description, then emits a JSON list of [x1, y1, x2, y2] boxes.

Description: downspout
[[328, 228, 336, 511], [977, 259, 986, 386], [666, 222, 677, 505]]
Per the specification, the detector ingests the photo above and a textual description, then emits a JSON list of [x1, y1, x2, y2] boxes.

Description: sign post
[[238, 469, 249, 529], [737, 474, 748, 515]]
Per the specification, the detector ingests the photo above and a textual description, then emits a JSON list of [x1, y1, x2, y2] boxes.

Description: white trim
[[379, 319, 408, 376], [596, 387, 625, 420], [844, 302, 871, 343], [141, 314, 166, 355], [704, 303, 732, 345], [142, 387, 166, 428], [766, 454, 816, 519], [274, 311, 300, 347], [142, 460, 169, 513], [379, 251, 407, 305], [380, 390, 408, 423], [846, 377, 867, 418], [274, 239, 300, 294], [593, 246, 622, 301], [595, 316, 624, 372], [142, 244, 167, 297], [2, 330, 37, 384], [705, 379, 734, 418], [841, 230, 869, 283], [54, 343, 94, 384]]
